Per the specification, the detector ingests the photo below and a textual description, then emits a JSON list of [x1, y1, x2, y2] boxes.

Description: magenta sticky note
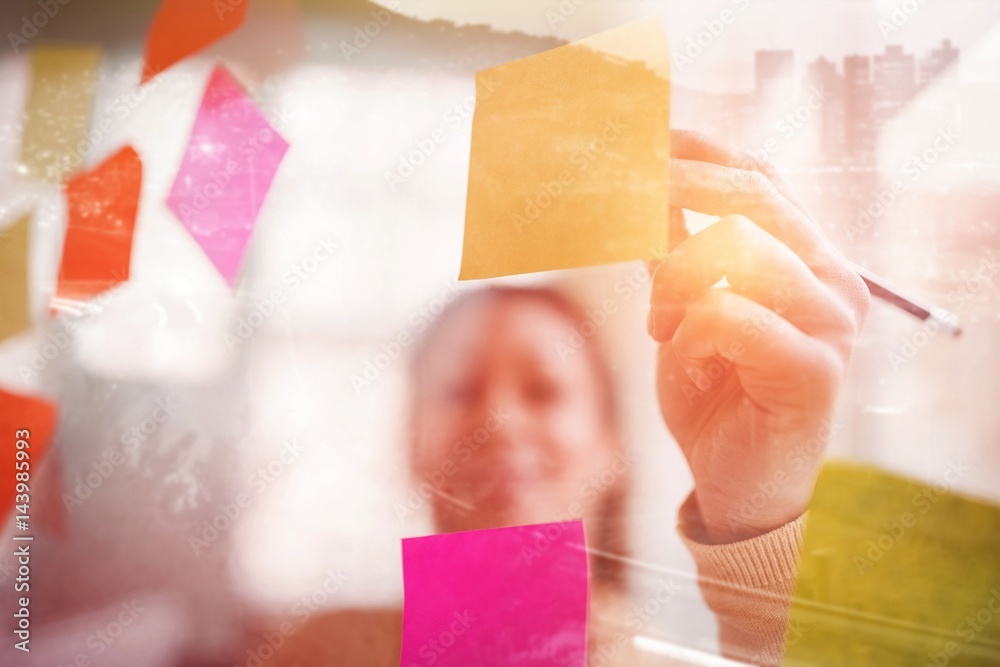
[[167, 66, 289, 286], [401, 521, 589, 666]]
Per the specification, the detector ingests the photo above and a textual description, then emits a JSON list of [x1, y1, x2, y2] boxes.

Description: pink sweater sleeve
[[677, 493, 806, 666]]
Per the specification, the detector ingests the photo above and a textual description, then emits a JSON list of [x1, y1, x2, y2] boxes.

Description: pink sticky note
[[168, 66, 288, 286], [401, 521, 589, 666]]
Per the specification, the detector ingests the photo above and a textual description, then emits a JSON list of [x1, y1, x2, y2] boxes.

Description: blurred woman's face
[[411, 296, 619, 534]]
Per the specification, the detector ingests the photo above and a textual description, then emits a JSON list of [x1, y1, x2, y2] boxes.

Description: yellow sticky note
[[784, 461, 1000, 666], [0, 215, 31, 343], [459, 18, 670, 280], [20, 45, 102, 182]]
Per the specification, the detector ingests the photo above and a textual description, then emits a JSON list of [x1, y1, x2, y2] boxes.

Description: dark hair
[[411, 285, 630, 587]]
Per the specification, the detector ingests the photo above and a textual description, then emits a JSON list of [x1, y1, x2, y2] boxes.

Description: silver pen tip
[[930, 308, 963, 337]]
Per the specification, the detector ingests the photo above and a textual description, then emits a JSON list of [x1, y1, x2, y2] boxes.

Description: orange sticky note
[[53, 146, 142, 312], [0, 388, 58, 524], [0, 215, 31, 343], [459, 18, 671, 280], [142, 0, 249, 83]]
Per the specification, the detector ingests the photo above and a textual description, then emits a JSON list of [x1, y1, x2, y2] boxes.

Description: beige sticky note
[[20, 45, 102, 182], [0, 215, 31, 343], [459, 18, 670, 280]]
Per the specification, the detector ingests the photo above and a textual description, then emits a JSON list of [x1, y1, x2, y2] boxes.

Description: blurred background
[[0, 0, 997, 665]]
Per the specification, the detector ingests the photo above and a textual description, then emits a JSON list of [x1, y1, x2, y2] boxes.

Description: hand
[[650, 132, 870, 544]]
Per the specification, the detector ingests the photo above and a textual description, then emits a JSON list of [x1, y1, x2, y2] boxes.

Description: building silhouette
[[755, 49, 796, 97], [842, 54, 876, 162], [920, 39, 960, 86], [750, 50, 795, 146], [873, 45, 917, 138], [688, 42, 964, 167], [802, 43, 958, 164], [805, 57, 845, 160]]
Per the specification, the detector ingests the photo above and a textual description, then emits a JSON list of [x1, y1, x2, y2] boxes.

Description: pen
[[853, 264, 963, 337], [752, 178, 964, 338]]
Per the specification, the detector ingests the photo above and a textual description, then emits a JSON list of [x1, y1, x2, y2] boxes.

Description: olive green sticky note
[[20, 44, 102, 182], [784, 461, 1000, 666], [0, 215, 31, 343]]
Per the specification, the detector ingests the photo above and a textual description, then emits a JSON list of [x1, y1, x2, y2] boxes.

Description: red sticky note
[[401, 521, 589, 666], [142, 0, 249, 83], [0, 388, 58, 524], [53, 145, 141, 313]]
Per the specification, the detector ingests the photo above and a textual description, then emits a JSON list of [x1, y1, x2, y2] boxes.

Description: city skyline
[[393, 1, 1000, 91], [675, 38, 976, 166]]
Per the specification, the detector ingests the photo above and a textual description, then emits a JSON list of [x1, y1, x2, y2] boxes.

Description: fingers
[[645, 207, 689, 276], [668, 206, 690, 251], [649, 215, 855, 342], [670, 158, 870, 319], [670, 157, 825, 261], [671, 130, 816, 220], [669, 289, 843, 410]]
